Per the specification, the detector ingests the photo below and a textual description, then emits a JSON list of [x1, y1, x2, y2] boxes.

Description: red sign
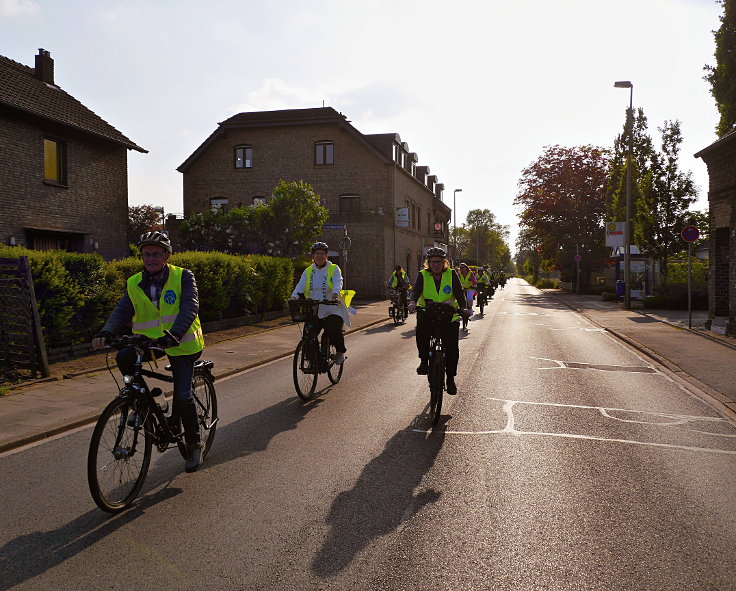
[[681, 225, 700, 242]]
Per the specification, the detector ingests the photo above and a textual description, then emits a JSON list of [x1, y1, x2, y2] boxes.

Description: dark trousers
[[415, 315, 460, 377], [318, 314, 345, 353], [116, 347, 203, 445]]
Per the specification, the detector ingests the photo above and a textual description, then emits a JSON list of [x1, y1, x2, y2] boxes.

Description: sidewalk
[[543, 290, 736, 417], [0, 299, 393, 454]]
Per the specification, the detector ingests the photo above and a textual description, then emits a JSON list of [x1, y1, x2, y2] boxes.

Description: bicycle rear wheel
[[191, 369, 217, 458], [88, 395, 152, 513], [293, 339, 319, 400], [428, 349, 445, 424]]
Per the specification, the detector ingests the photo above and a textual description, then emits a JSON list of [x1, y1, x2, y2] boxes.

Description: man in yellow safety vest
[[92, 231, 206, 472]]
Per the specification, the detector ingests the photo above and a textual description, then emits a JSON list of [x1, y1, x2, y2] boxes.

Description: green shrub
[[643, 295, 666, 309], [535, 278, 559, 289], [601, 291, 617, 301]]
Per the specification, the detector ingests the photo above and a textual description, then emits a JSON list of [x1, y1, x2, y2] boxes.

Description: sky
[[0, 0, 724, 255]]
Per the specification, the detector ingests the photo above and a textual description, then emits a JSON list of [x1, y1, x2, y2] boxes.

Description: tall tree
[[127, 204, 163, 244], [457, 209, 511, 270], [635, 120, 698, 281], [704, 0, 736, 136], [514, 145, 610, 288]]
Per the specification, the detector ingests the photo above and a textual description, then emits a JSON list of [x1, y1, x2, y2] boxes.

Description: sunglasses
[[142, 251, 167, 260]]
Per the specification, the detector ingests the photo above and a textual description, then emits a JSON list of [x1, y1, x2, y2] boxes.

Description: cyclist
[[91, 231, 206, 473], [408, 247, 470, 396], [291, 241, 348, 364], [457, 262, 477, 312], [387, 264, 410, 311]]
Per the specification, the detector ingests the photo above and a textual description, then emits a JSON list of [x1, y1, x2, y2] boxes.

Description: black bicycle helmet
[[311, 241, 329, 253], [426, 247, 447, 259], [137, 230, 172, 253]]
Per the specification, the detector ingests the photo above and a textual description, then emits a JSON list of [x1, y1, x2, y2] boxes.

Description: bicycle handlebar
[[106, 329, 178, 352], [294, 296, 339, 305]]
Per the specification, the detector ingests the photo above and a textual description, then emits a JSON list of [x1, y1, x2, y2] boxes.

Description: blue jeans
[[116, 347, 202, 445]]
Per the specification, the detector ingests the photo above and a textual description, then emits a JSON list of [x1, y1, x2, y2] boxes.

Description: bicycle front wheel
[[88, 395, 152, 513], [293, 339, 318, 400], [428, 351, 445, 424], [327, 342, 344, 384], [192, 369, 217, 459]]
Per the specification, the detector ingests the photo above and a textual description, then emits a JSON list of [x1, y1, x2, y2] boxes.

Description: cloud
[[0, 0, 39, 17]]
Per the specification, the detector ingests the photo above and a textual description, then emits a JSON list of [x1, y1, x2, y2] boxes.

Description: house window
[[44, 138, 66, 183], [339, 194, 360, 214], [235, 145, 253, 169], [252, 196, 266, 206], [411, 204, 416, 228], [417, 206, 422, 232], [315, 141, 334, 165], [210, 198, 228, 212]]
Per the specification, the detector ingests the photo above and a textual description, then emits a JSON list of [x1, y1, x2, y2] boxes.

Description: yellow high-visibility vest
[[417, 268, 459, 322], [127, 265, 204, 356]]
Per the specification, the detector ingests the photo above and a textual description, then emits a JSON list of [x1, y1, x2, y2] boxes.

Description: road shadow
[[0, 485, 182, 589], [202, 395, 324, 469], [363, 323, 405, 335], [311, 417, 446, 577]]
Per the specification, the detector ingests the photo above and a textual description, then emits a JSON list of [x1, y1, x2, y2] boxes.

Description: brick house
[[695, 128, 736, 336], [0, 49, 146, 260], [177, 107, 452, 298]]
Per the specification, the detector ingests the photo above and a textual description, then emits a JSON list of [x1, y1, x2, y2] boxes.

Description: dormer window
[[235, 145, 253, 169], [315, 141, 334, 165]]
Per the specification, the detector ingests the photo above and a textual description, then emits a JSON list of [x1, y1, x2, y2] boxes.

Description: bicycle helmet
[[137, 231, 172, 253], [425, 247, 447, 259], [311, 241, 329, 253]]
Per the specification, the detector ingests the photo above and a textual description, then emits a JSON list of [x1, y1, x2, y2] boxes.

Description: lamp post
[[453, 189, 462, 264], [614, 80, 633, 309]]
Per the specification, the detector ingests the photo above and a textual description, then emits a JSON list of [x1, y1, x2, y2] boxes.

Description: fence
[[0, 256, 49, 380]]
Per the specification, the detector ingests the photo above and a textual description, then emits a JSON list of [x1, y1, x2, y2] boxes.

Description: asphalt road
[[2, 279, 736, 591]]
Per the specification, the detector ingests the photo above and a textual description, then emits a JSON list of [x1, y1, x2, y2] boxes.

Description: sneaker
[[185, 443, 203, 473], [446, 377, 457, 395], [416, 360, 428, 375], [335, 351, 346, 365]]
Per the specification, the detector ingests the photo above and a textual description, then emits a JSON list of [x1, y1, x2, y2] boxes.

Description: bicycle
[[477, 285, 494, 315], [289, 298, 345, 400], [87, 334, 217, 513], [461, 289, 471, 331], [388, 289, 409, 324], [418, 301, 457, 425]]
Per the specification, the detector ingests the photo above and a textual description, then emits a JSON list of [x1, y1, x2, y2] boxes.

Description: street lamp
[[614, 80, 633, 309], [453, 188, 462, 264]]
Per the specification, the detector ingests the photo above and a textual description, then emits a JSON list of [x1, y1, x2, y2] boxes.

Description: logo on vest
[[164, 290, 177, 305], [443, 285, 452, 294]]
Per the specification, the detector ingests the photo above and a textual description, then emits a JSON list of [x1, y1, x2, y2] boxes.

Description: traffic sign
[[338, 236, 351, 250], [323, 224, 345, 230], [574, 255, 582, 262], [681, 225, 700, 242]]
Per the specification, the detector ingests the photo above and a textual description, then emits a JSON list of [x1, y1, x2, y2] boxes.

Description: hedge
[[0, 246, 293, 347]]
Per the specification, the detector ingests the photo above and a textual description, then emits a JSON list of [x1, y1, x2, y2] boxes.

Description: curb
[[0, 315, 392, 455]]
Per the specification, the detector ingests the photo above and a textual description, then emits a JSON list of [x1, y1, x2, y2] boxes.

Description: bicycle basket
[[288, 299, 320, 322], [422, 302, 456, 326]]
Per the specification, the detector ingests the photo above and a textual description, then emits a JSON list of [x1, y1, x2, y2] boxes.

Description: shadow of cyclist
[[311, 418, 446, 576], [0, 485, 182, 589]]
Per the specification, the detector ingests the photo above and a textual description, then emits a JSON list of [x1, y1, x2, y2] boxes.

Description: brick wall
[[182, 120, 450, 298], [0, 107, 129, 260]]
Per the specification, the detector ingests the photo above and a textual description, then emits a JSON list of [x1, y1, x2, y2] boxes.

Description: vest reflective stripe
[[417, 268, 459, 322], [304, 263, 336, 297], [127, 265, 204, 356]]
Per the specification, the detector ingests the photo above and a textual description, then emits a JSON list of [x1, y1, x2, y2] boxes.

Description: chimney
[[34, 48, 54, 84]]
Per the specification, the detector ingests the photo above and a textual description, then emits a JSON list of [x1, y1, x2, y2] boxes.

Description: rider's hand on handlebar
[[408, 301, 417, 314], [156, 333, 179, 349], [91, 331, 112, 350]]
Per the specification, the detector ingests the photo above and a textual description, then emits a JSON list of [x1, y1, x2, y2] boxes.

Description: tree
[[456, 209, 512, 270], [635, 120, 698, 281], [514, 145, 610, 288], [178, 180, 328, 256], [127, 205, 162, 244], [258, 180, 329, 257], [704, 0, 736, 136]]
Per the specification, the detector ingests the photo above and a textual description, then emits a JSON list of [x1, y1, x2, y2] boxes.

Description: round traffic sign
[[681, 225, 700, 242], [338, 236, 352, 250]]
